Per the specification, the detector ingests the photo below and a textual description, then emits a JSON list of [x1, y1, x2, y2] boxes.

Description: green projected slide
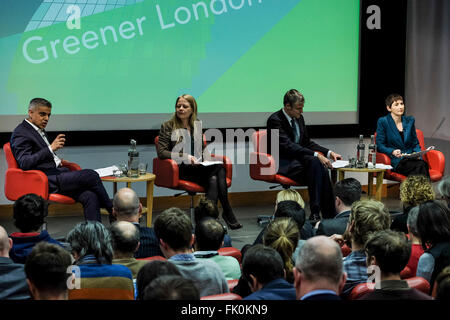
[[0, 0, 359, 129]]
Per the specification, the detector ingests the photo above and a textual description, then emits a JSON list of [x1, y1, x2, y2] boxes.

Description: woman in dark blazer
[[157, 94, 242, 229], [376, 94, 429, 178]]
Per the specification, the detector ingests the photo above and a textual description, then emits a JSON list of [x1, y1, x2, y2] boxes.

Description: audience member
[[294, 236, 346, 300], [154, 207, 228, 297], [416, 200, 450, 289], [112, 188, 163, 258], [67, 221, 134, 300], [143, 275, 200, 300], [110, 221, 148, 278], [136, 260, 181, 300], [242, 244, 297, 300], [332, 199, 391, 298], [391, 175, 435, 234], [194, 217, 241, 280], [315, 178, 362, 236], [0, 225, 30, 299], [438, 176, 450, 209], [359, 230, 432, 300], [194, 195, 232, 247], [9, 193, 63, 263], [263, 217, 300, 283], [405, 206, 424, 276], [435, 266, 450, 300], [24, 242, 72, 300]]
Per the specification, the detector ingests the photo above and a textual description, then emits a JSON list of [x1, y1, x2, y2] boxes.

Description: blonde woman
[[275, 189, 305, 209], [157, 94, 241, 229]]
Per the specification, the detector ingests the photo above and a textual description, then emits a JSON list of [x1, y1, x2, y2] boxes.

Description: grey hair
[[113, 188, 140, 217], [407, 206, 420, 237], [28, 98, 51, 111], [438, 176, 450, 199], [67, 221, 113, 264], [296, 236, 343, 284]]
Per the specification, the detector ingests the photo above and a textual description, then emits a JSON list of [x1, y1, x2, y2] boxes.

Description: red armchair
[[375, 129, 445, 182], [218, 247, 242, 264], [349, 276, 430, 299], [3, 142, 81, 204], [152, 136, 232, 215]]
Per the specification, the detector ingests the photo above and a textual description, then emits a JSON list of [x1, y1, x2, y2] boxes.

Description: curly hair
[[263, 217, 300, 283], [400, 175, 435, 207]]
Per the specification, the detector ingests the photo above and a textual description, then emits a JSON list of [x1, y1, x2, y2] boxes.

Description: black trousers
[[394, 158, 430, 179]]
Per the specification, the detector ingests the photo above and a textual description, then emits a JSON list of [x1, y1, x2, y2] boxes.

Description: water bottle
[[128, 139, 139, 178], [368, 135, 377, 168], [356, 135, 365, 168]]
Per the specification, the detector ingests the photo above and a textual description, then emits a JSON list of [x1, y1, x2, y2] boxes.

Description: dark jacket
[[243, 278, 297, 300], [315, 210, 351, 236], [0, 257, 30, 300], [9, 230, 63, 264]]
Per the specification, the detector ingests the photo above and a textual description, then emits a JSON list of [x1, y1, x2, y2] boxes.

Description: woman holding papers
[[157, 94, 242, 229], [376, 94, 429, 178]]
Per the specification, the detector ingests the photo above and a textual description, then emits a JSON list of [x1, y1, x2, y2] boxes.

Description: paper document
[[332, 160, 349, 169], [95, 165, 119, 177], [401, 146, 434, 159], [375, 163, 393, 169], [198, 160, 223, 167]]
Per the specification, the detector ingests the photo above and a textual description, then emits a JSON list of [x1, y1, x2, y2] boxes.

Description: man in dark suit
[[315, 178, 362, 236], [112, 187, 164, 258], [267, 89, 342, 221], [10, 98, 112, 222], [293, 236, 347, 300]]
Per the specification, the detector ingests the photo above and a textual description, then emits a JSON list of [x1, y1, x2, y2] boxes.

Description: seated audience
[[110, 221, 148, 279], [154, 207, 228, 297], [294, 236, 347, 300], [24, 242, 72, 300], [194, 217, 241, 280], [66, 221, 134, 300], [263, 217, 300, 283], [136, 260, 181, 300], [406, 206, 424, 276], [9, 193, 63, 263], [0, 225, 30, 299], [315, 178, 362, 236], [359, 230, 432, 300], [194, 195, 232, 247], [416, 200, 450, 290], [331, 199, 391, 298], [242, 244, 297, 300], [438, 176, 450, 209], [112, 188, 163, 258], [143, 275, 200, 300], [435, 266, 450, 300], [391, 175, 435, 234]]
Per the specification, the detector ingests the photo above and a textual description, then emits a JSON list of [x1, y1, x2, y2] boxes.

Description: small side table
[[334, 167, 386, 201], [101, 173, 156, 227]]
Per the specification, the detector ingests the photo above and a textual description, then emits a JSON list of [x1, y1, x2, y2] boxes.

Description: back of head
[[263, 218, 299, 282], [0, 225, 11, 255], [136, 260, 181, 300], [143, 275, 199, 300], [154, 207, 192, 251], [67, 221, 113, 264], [110, 221, 140, 256], [194, 196, 219, 225], [436, 266, 450, 301], [296, 236, 343, 285], [13, 193, 48, 232], [242, 244, 285, 285], [364, 230, 411, 274], [438, 176, 450, 202], [113, 188, 140, 219], [276, 189, 305, 209], [349, 200, 391, 246], [195, 217, 225, 251], [334, 178, 362, 206], [416, 200, 450, 250], [274, 200, 306, 231], [400, 175, 435, 207], [406, 206, 420, 238], [25, 242, 72, 298]]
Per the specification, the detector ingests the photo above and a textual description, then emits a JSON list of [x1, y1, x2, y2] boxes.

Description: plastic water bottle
[[128, 139, 139, 178]]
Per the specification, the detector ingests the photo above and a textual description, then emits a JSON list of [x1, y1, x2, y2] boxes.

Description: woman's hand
[[392, 149, 402, 158]]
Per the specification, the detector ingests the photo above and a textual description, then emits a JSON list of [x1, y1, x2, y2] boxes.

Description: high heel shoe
[[222, 214, 243, 230]]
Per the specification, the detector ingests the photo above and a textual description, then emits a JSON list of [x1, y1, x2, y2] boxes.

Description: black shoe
[[222, 214, 243, 230]]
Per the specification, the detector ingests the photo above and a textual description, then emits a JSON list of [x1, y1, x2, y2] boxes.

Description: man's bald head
[[296, 236, 344, 284], [110, 221, 140, 256], [0, 225, 12, 256], [113, 188, 141, 220]]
